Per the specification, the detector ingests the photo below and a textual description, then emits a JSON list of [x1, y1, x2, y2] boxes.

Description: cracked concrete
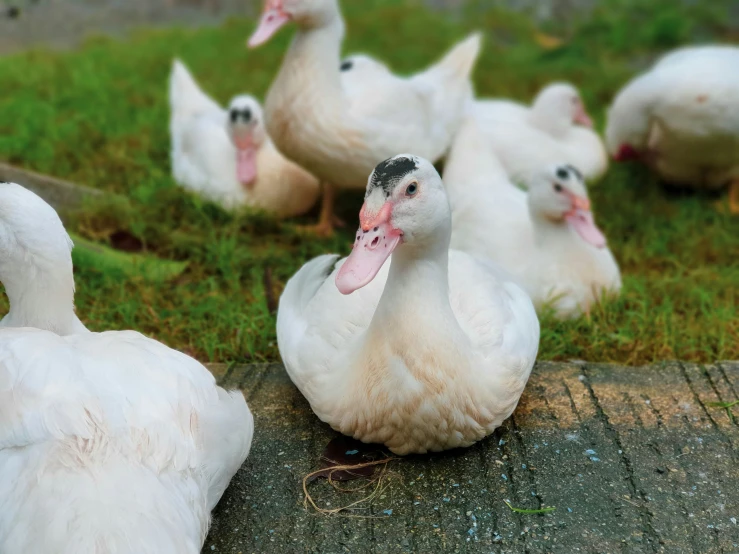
[[203, 361, 739, 553]]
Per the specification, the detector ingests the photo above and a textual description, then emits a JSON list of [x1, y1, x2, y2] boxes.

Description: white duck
[[445, 119, 621, 319], [276, 155, 539, 455], [473, 82, 608, 183], [0, 182, 254, 553], [169, 59, 319, 215], [605, 45, 739, 213], [248, 0, 481, 235]]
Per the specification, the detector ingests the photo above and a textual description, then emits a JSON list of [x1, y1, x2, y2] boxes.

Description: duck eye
[[229, 110, 238, 123], [405, 182, 418, 197], [556, 167, 569, 180], [553, 183, 563, 193]]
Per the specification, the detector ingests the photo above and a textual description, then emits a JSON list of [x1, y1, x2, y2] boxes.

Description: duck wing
[[0, 327, 251, 553]]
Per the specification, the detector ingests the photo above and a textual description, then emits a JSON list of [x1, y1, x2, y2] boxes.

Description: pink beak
[[613, 143, 640, 162], [231, 131, 258, 188], [574, 103, 593, 128], [335, 202, 402, 295], [564, 195, 607, 248], [571, 195, 591, 212], [248, 0, 291, 48], [236, 148, 258, 189]]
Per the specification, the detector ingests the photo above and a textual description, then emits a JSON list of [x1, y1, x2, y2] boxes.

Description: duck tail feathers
[[169, 58, 221, 119], [410, 33, 483, 160], [429, 32, 482, 83]]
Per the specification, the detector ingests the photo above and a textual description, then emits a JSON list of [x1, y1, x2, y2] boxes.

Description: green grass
[[0, 0, 737, 364], [504, 500, 556, 515]]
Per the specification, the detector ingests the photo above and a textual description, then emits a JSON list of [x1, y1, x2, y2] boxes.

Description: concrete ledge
[[0, 162, 103, 212], [203, 361, 739, 553]]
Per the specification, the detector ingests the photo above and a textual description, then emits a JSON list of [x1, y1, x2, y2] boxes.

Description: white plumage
[[248, 0, 481, 233], [169, 59, 319, 215], [276, 155, 539, 455], [605, 45, 739, 208], [445, 119, 621, 318], [472, 82, 608, 184], [0, 183, 253, 553]]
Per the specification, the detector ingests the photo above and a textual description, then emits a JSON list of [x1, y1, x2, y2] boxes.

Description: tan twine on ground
[[302, 458, 399, 517]]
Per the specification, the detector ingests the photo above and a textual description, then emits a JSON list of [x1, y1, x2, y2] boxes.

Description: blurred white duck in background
[[473, 82, 608, 183], [0, 183, 254, 553], [276, 155, 539, 455], [169, 59, 319, 215], [605, 45, 739, 213], [248, 0, 481, 235], [338, 53, 392, 87], [445, 120, 621, 319]]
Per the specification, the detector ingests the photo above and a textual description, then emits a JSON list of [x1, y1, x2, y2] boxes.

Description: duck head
[[248, 0, 340, 47], [227, 95, 265, 189], [336, 155, 450, 295], [0, 182, 79, 333], [0, 182, 73, 277], [527, 164, 607, 248], [531, 83, 593, 133]]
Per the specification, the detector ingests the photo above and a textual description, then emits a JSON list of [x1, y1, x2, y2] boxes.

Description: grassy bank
[[0, 0, 736, 364]]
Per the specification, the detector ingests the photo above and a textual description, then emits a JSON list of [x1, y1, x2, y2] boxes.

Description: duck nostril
[[370, 236, 380, 249]]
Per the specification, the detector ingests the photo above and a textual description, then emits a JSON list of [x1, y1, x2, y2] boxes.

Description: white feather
[[0, 183, 254, 553]]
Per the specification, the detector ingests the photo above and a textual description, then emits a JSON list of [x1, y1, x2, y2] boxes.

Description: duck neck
[[529, 109, 569, 138], [1, 257, 83, 335], [283, 10, 345, 97], [530, 214, 576, 249], [371, 224, 456, 336]]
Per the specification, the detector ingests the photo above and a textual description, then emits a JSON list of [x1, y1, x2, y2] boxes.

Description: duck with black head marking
[[367, 155, 420, 197], [277, 154, 540, 455], [445, 118, 621, 319]]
